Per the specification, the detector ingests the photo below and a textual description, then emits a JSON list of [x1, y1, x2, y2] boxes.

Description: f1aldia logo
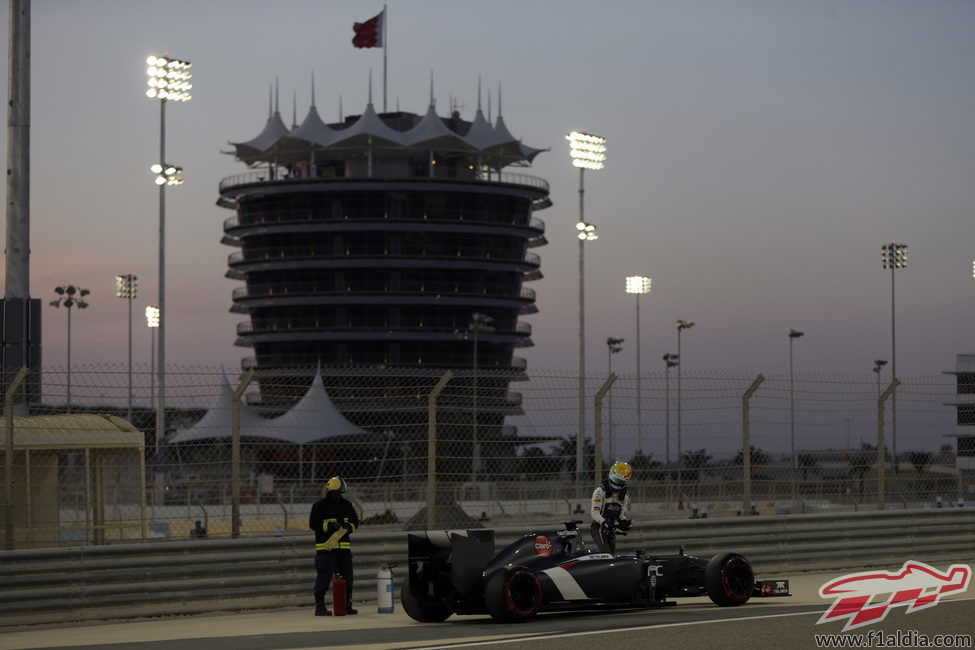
[[818, 560, 971, 632]]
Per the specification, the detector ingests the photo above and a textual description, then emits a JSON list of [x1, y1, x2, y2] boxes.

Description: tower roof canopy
[[328, 102, 406, 150], [405, 103, 476, 153], [226, 93, 546, 170], [231, 111, 290, 165]]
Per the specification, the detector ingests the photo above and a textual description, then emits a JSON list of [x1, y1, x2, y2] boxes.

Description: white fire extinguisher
[[377, 563, 396, 613]]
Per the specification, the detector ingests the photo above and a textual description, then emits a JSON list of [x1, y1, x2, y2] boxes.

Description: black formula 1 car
[[402, 520, 789, 623]]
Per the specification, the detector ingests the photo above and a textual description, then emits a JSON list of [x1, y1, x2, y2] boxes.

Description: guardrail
[[1, 508, 972, 627]]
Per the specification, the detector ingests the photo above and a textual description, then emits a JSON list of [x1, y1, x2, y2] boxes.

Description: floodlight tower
[[789, 328, 804, 502], [49, 285, 90, 412], [566, 130, 606, 488], [145, 305, 160, 455], [145, 53, 191, 449], [881, 241, 906, 470], [116, 274, 137, 421], [625, 276, 651, 454]]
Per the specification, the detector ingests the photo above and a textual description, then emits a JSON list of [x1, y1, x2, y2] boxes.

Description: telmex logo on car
[[534, 535, 553, 557], [818, 560, 971, 632]]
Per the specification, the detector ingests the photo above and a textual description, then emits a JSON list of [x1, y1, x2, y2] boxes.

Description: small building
[[1, 413, 146, 549]]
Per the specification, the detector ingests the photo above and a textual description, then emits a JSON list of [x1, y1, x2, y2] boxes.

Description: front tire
[[401, 578, 452, 622], [705, 552, 754, 606], [484, 567, 542, 622]]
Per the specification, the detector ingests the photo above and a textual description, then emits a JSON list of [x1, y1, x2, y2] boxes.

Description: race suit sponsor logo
[[818, 560, 971, 632], [534, 535, 553, 557]]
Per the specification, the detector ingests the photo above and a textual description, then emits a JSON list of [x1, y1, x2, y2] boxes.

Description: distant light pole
[[676, 319, 694, 502], [146, 52, 191, 474], [116, 274, 137, 421], [789, 329, 804, 503], [663, 353, 678, 467], [146, 305, 160, 453], [567, 130, 606, 488], [49, 285, 90, 412], [470, 312, 494, 484], [625, 276, 651, 454], [881, 241, 906, 471], [606, 337, 623, 460]]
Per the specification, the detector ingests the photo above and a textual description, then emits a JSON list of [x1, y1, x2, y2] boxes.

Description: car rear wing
[[407, 529, 496, 606]]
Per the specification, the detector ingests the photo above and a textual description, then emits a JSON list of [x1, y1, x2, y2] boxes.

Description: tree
[[629, 451, 662, 481], [680, 449, 711, 483], [907, 451, 933, 475], [733, 446, 771, 480], [797, 454, 819, 481]]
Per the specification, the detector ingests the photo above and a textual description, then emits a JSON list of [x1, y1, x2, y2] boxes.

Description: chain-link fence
[[2, 364, 968, 548]]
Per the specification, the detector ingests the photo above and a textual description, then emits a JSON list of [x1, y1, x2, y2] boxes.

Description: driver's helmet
[[325, 476, 347, 494], [607, 461, 632, 491]]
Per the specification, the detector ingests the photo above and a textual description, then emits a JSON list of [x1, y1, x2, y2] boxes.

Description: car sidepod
[[538, 554, 647, 604]]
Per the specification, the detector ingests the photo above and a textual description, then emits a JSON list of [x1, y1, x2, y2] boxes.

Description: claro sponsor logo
[[818, 560, 971, 632], [534, 535, 553, 557]]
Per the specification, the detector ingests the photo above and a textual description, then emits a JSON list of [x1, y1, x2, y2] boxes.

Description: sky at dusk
[[3, 0, 974, 380]]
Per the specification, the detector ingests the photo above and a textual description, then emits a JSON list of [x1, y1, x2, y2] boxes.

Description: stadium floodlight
[[566, 131, 607, 170], [146, 55, 193, 102]]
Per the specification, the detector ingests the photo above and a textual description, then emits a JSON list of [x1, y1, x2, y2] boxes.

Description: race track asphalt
[[1, 570, 971, 650]]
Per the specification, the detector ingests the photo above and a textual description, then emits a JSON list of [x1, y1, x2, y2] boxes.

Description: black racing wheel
[[705, 552, 754, 606], [485, 566, 542, 622]]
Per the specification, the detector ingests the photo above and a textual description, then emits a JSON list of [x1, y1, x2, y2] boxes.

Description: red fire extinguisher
[[332, 573, 347, 616]]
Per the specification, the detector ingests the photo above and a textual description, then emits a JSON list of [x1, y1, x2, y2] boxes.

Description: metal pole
[[127, 288, 133, 421], [890, 262, 897, 475], [5, 0, 31, 414], [426, 371, 453, 530], [5, 366, 29, 550], [231, 369, 256, 538], [742, 374, 764, 515], [594, 374, 618, 483], [676, 329, 682, 504], [790, 337, 795, 503], [607, 345, 613, 460], [576, 167, 585, 490], [150, 328, 156, 451], [66, 305, 72, 413], [665, 363, 670, 467], [472, 327, 478, 485], [878, 379, 900, 510], [156, 100, 166, 455], [635, 293, 642, 454]]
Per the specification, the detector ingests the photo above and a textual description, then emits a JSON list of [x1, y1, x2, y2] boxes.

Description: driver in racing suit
[[590, 461, 632, 555]]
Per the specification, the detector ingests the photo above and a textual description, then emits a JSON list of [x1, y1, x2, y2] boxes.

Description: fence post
[[426, 371, 453, 530], [878, 379, 900, 511], [593, 374, 618, 479], [742, 374, 764, 515], [4, 366, 29, 550], [232, 369, 256, 538]]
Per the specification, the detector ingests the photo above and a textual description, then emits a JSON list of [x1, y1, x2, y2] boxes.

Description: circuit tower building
[[217, 82, 550, 479]]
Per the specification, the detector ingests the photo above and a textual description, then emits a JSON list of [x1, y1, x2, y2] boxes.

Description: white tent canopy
[[168, 371, 371, 445]]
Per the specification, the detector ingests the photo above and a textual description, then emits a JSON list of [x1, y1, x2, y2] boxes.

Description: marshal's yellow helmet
[[325, 476, 347, 494]]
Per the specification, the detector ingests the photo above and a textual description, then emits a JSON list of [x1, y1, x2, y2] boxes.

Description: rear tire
[[484, 567, 542, 622], [705, 552, 754, 606], [401, 577, 452, 622]]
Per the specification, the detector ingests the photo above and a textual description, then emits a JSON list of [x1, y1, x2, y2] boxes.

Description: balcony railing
[[232, 282, 536, 303], [227, 248, 541, 268], [223, 214, 545, 235], [218, 168, 550, 195], [236, 320, 532, 337]]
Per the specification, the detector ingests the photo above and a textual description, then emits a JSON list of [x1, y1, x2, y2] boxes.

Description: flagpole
[[383, 4, 387, 113]]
